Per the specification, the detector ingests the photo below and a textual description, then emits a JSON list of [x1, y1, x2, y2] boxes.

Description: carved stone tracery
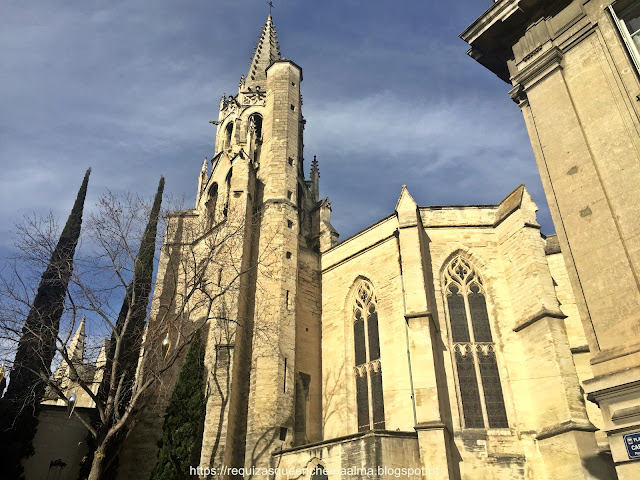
[[351, 279, 385, 431], [443, 254, 508, 429], [239, 91, 267, 107]]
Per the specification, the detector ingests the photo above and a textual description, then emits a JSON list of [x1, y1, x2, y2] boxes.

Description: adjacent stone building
[[111, 13, 618, 480], [26, 318, 107, 480], [461, 1, 640, 478]]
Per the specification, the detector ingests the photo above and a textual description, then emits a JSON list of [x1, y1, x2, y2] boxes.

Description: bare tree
[[0, 184, 277, 480]]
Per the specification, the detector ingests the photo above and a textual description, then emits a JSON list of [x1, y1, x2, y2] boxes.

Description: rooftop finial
[[267, 1, 274, 15]]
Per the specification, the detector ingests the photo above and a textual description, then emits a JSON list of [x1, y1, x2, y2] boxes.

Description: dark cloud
[[0, 0, 554, 258]]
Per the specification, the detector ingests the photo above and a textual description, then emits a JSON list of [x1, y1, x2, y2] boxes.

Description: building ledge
[[513, 307, 567, 332], [266, 59, 303, 81], [535, 419, 597, 441], [273, 429, 418, 456]]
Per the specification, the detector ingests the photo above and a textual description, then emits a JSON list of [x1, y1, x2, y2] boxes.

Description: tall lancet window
[[444, 255, 508, 429], [248, 113, 262, 140], [206, 183, 218, 221], [352, 279, 385, 432], [223, 168, 232, 218], [224, 122, 233, 149]]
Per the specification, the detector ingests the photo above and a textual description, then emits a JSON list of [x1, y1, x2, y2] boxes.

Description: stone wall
[[24, 406, 91, 480], [319, 185, 613, 479], [273, 431, 422, 480]]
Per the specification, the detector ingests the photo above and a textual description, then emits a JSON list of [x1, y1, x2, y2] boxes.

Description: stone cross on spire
[[245, 15, 281, 90]]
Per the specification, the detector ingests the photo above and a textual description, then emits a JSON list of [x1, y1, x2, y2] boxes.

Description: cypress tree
[[0, 168, 91, 478], [150, 331, 206, 480], [109, 176, 165, 407], [85, 176, 165, 479]]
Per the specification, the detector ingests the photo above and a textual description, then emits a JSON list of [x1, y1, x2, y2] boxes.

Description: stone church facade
[[110, 13, 620, 480]]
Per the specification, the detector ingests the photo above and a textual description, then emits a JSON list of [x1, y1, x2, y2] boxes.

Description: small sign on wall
[[624, 432, 640, 459]]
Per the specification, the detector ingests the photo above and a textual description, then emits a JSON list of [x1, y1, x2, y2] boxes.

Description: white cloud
[[302, 90, 551, 238], [0, 0, 554, 254]]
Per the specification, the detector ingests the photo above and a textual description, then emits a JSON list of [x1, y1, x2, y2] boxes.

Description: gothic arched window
[[224, 122, 233, 148], [443, 255, 508, 429], [352, 279, 385, 432], [223, 169, 232, 218], [248, 113, 263, 140], [206, 183, 218, 221], [311, 464, 328, 480]]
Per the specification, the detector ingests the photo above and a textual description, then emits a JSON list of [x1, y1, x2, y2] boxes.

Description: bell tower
[[116, 14, 338, 480], [194, 14, 339, 476]]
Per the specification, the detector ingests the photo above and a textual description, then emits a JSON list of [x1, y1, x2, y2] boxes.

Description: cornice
[[511, 46, 564, 90], [586, 378, 640, 404], [460, 0, 522, 44], [266, 59, 303, 81]]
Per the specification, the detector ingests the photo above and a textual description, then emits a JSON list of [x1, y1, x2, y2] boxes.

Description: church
[[109, 13, 616, 480], [29, 5, 639, 478]]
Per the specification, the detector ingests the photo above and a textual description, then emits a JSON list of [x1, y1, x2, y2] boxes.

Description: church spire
[[245, 15, 281, 90], [67, 316, 86, 362], [50, 316, 86, 382]]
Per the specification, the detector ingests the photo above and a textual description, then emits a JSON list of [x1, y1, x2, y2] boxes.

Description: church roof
[[323, 184, 541, 257], [245, 15, 281, 90]]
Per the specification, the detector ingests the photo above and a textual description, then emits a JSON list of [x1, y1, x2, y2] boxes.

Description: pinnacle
[[244, 15, 281, 90], [68, 316, 86, 362]]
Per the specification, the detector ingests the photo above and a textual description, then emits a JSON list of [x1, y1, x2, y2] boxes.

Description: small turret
[[310, 155, 320, 203], [318, 198, 339, 252], [196, 157, 209, 206]]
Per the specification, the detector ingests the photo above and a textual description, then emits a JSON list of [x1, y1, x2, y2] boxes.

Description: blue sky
[[0, 0, 553, 258]]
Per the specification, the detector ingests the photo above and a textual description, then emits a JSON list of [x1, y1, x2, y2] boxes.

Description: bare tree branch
[[1, 190, 277, 480]]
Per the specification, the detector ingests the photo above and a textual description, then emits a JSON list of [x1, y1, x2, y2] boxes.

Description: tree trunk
[[87, 444, 107, 480], [87, 431, 114, 480]]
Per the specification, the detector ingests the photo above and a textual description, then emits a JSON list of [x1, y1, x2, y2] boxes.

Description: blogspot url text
[[189, 465, 441, 477]]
